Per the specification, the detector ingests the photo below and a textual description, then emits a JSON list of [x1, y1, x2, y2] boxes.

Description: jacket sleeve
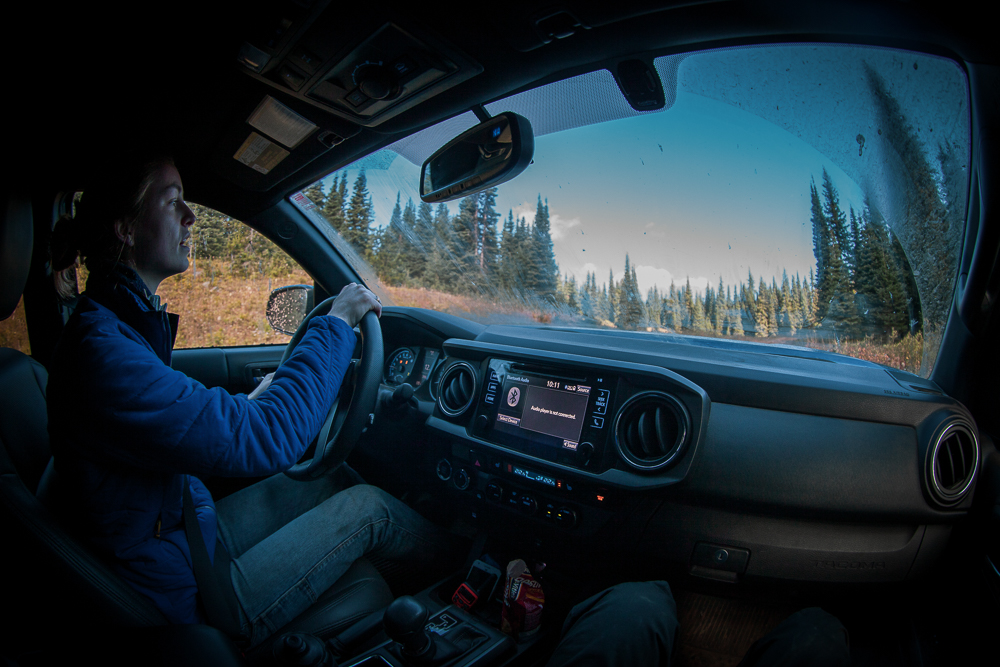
[[63, 314, 357, 477]]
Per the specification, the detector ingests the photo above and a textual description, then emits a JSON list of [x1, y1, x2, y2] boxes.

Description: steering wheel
[[280, 297, 383, 481]]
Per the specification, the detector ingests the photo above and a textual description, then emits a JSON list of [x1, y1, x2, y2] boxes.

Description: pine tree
[[498, 210, 516, 291], [322, 173, 347, 232], [810, 179, 832, 319], [668, 283, 683, 331], [616, 256, 646, 329], [865, 62, 950, 343], [478, 188, 500, 280], [344, 171, 373, 255], [753, 281, 770, 337], [856, 201, 910, 337], [303, 181, 326, 207], [425, 203, 453, 290], [529, 196, 559, 303], [607, 268, 617, 325], [646, 286, 662, 329], [448, 195, 479, 292], [579, 272, 594, 318], [400, 198, 422, 281], [373, 193, 407, 285]]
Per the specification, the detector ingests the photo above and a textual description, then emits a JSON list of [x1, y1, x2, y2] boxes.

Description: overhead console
[[428, 340, 711, 489], [236, 5, 482, 128]]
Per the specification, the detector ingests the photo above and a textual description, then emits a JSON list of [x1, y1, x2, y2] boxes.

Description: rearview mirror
[[420, 112, 534, 203], [266, 285, 314, 335]]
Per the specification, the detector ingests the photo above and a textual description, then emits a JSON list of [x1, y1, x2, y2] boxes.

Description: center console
[[338, 584, 523, 667]]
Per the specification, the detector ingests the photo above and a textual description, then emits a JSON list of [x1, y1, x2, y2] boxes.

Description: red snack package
[[500, 559, 545, 639]]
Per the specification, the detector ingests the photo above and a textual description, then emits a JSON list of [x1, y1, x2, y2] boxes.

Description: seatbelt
[[182, 477, 245, 642]]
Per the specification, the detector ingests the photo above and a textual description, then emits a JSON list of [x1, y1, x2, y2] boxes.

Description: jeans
[[215, 469, 457, 648]]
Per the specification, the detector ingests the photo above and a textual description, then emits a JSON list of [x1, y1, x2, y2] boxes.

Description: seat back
[[0, 190, 168, 658], [1, 189, 393, 662]]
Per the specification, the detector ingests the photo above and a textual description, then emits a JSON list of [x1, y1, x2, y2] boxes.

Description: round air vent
[[614, 392, 690, 472], [437, 362, 477, 418], [927, 420, 979, 507]]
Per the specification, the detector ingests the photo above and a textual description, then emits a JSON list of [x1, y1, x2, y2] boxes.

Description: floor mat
[[674, 591, 795, 667]]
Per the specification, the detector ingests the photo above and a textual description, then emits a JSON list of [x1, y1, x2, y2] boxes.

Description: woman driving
[[47, 154, 456, 647]]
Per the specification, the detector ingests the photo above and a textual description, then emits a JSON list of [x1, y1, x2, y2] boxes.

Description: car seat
[[0, 189, 393, 665]]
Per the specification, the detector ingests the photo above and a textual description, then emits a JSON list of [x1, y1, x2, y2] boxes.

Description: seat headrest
[[1, 191, 33, 321]]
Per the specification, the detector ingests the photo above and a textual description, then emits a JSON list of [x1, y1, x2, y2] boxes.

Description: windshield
[[294, 44, 970, 378]]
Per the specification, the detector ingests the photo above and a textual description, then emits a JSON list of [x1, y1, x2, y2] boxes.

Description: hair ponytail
[[51, 212, 85, 301]]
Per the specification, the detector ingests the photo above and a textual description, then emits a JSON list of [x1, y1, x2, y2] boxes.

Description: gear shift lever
[[383, 596, 465, 665], [384, 596, 432, 658]]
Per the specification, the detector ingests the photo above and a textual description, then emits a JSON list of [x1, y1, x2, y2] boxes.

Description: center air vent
[[927, 420, 979, 507], [437, 362, 477, 418], [614, 392, 690, 472]]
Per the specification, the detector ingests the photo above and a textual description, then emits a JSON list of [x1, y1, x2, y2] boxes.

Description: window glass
[[155, 203, 311, 348], [294, 44, 969, 377], [0, 297, 31, 355]]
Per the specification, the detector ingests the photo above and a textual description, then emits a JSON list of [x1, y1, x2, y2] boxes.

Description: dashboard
[[369, 308, 981, 585]]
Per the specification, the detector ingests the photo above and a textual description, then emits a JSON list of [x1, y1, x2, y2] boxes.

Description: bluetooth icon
[[507, 387, 520, 407]]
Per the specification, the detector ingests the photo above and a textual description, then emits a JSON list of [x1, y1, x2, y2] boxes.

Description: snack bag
[[500, 559, 545, 639]]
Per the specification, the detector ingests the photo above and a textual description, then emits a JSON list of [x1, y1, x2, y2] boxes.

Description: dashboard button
[[589, 416, 604, 429], [520, 494, 538, 515], [436, 459, 452, 481]]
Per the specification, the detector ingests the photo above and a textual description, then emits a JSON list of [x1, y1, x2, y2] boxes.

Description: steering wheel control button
[[588, 416, 604, 429], [692, 543, 749, 574], [436, 459, 452, 482]]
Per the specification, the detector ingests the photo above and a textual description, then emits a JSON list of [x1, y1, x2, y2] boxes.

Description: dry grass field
[[0, 262, 924, 376]]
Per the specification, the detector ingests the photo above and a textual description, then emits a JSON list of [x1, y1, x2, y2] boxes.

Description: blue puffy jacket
[[47, 265, 356, 624]]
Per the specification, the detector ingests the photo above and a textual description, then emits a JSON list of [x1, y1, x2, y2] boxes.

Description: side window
[[0, 298, 30, 355], [156, 203, 312, 348]]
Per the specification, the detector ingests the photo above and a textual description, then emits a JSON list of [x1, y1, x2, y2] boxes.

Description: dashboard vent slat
[[615, 392, 690, 472], [437, 362, 477, 418], [927, 420, 979, 507]]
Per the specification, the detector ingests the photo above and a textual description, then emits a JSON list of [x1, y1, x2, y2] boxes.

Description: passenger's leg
[[546, 581, 679, 667], [223, 484, 462, 647], [737, 607, 850, 667]]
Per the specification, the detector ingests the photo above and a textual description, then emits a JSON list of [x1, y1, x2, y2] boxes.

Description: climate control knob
[[555, 507, 578, 527], [436, 459, 452, 481], [453, 467, 471, 491]]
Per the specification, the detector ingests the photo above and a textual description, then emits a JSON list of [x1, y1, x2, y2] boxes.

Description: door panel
[[172, 345, 284, 394]]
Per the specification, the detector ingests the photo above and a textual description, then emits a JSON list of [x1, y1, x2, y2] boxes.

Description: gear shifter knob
[[384, 596, 431, 656]]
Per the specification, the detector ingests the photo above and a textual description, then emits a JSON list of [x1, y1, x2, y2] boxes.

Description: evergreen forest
[[299, 168, 918, 343]]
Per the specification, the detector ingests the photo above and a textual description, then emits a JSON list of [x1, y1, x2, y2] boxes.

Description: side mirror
[[266, 285, 314, 335], [419, 111, 534, 203]]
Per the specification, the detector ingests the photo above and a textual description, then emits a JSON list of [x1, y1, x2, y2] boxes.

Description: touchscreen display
[[494, 372, 592, 450]]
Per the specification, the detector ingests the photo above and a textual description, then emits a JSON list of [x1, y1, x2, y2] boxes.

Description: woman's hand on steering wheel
[[328, 283, 381, 327]]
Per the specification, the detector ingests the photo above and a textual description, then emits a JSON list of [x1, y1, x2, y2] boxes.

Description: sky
[[316, 44, 968, 298]]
